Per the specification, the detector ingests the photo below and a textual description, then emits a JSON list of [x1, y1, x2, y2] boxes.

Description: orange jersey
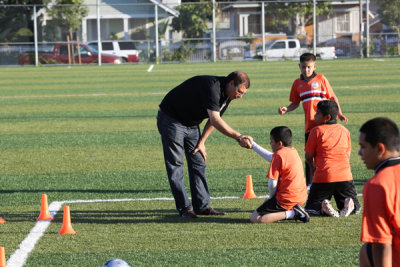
[[267, 146, 308, 210], [305, 123, 352, 183], [361, 158, 400, 266], [289, 74, 336, 133]]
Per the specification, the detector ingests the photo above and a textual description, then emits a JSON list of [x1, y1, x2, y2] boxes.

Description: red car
[[19, 43, 122, 65]]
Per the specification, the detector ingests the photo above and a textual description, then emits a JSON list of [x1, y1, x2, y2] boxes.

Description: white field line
[[147, 64, 154, 72], [7, 193, 363, 267]]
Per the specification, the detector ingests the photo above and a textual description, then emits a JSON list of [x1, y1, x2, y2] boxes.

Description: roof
[[149, 0, 179, 17]]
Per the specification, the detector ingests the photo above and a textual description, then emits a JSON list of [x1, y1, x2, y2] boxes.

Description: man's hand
[[193, 142, 207, 161], [278, 106, 287, 115], [238, 135, 253, 149], [338, 113, 348, 124]]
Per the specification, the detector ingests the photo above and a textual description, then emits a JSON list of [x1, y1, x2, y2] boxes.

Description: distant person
[[0, 217, 5, 223], [358, 117, 400, 267], [245, 126, 309, 224], [304, 100, 360, 217], [278, 53, 347, 186], [157, 71, 252, 218]]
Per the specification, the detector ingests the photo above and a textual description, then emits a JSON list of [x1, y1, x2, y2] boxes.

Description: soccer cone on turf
[[0, 246, 6, 267], [0, 218, 5, 224], [58, 206, 76, 235], [243, 174, 257, 199], [37, 194, 53, 221]]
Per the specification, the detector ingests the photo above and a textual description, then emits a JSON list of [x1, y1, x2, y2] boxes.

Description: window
[[336, 12, 350, 33], [289, 41, 297, 48], [102, 42, 113, 50], [59, 46, 68, 56], [118, 42, 136, 50], [271, 41, 285, 49], [248, 14, 260, 34]]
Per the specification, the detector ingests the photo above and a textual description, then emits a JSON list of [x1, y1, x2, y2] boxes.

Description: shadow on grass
[[46, 209, 253, 225]]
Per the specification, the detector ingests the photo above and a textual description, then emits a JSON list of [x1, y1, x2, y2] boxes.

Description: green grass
[[1, 58, 400, 266]]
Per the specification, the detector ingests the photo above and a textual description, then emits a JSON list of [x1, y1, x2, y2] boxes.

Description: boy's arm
[[371, 243, 392, 267], [278, 102, 299, 115], [305, 152, 316, 174], [268, 178, 277, 198], [252, 141, 273, 162], [331, 94, 348, 124]]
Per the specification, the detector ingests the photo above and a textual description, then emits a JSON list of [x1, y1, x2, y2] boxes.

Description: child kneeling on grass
[[304, 100, 361, 217], [358, 117, 400, 267], [243, 126, 310, 223]]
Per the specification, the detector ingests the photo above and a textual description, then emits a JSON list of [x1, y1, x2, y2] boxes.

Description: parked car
[[19, 43, 122, 65], [88, 40, 139, 63], [247, 39, 336, 60]]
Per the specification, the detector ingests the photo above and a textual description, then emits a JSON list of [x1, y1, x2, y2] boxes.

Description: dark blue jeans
[[157, 109, 210, 215]]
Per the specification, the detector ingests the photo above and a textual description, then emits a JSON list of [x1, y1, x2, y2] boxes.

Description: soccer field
[[1, 58, 400, 266]]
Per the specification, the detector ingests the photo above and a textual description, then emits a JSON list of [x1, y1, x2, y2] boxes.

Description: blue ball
[[103, 258, 130, 267]]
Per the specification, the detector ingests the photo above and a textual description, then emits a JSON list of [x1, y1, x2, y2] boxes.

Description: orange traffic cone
[[37, 194, 53, 221], [0, 218, 5, 224], [0, 246, 6, 267], [243, 174, 257, 199], [58, 206, 76, 235]]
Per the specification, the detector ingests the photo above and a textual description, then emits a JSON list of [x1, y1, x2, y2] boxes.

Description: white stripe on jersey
[[299, 90, 327, 97], [302, 96, 327, 103]]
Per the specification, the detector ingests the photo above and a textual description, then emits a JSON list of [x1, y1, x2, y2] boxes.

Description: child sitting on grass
[[304, 100, 360, 217], [242, 126, 309, 223]]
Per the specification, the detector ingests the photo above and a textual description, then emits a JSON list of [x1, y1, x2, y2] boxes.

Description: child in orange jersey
[[248, 126, 309, 224], [304, 100, 360, 217], [278, 53, 347, 186], [358, 117, 400, 267]]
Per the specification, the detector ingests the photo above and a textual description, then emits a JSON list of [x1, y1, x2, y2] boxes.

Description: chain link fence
[[0, 1, 398, 66]]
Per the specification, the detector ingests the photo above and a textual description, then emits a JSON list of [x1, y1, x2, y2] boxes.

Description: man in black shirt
[[157, 71, 252, 218]]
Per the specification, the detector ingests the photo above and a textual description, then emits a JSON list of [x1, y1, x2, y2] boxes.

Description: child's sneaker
[[322, 199, 340, 218], [340, 197, 355, 217], [293, 204, 310, 223]]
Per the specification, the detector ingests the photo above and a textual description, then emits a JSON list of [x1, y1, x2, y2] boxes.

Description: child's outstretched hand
[[338, 113, 348, 124], [278, 106, 287, 115], [240, 136, 253, 149]]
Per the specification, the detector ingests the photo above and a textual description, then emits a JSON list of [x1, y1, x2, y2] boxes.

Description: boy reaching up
[[304, 100, 360, 217], [358, 117, 400, 267], [243, 127, 309, 224]]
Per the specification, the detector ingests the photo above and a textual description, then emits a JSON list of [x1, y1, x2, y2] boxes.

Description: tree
[[171, 1, 212, 39], [170, 1, 212, 61], [45, 0, 88, 42], [265, 1, 331, 39], [378, 0, 400, 55], [0, 0, 50, 42]]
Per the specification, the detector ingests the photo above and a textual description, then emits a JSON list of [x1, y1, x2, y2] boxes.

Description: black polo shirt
[[159, 75, 231, 127]]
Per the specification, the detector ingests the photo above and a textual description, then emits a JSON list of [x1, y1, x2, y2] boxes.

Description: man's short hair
[[270, 126, 292, 147], [227, 71, 250, 89], [317, 100, 338, 120], [300, 53, 316, 63], [360, 117, 400, 151]]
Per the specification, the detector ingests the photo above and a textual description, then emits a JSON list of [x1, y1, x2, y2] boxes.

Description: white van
[[88, 40, 139, 63]]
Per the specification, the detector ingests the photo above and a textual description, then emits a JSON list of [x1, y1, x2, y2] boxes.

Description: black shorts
[[256, 195, 287, 215], [305, 180, 361, 215]]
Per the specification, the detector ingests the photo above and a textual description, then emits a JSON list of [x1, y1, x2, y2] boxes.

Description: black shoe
[[181, 209, 198, 218], [197, 207, 227, 216], [293, 204, 310, 223]]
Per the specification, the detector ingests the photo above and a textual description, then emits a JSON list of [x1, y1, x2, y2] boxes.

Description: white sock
[[285, 210, 295, 219]]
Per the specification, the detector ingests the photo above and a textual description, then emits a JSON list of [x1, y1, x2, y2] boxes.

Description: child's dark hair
[[270, 126, 292, 147], [300, 53, 316, 63], [360, 117, 400, 151], [317, 100, 338, 120]]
